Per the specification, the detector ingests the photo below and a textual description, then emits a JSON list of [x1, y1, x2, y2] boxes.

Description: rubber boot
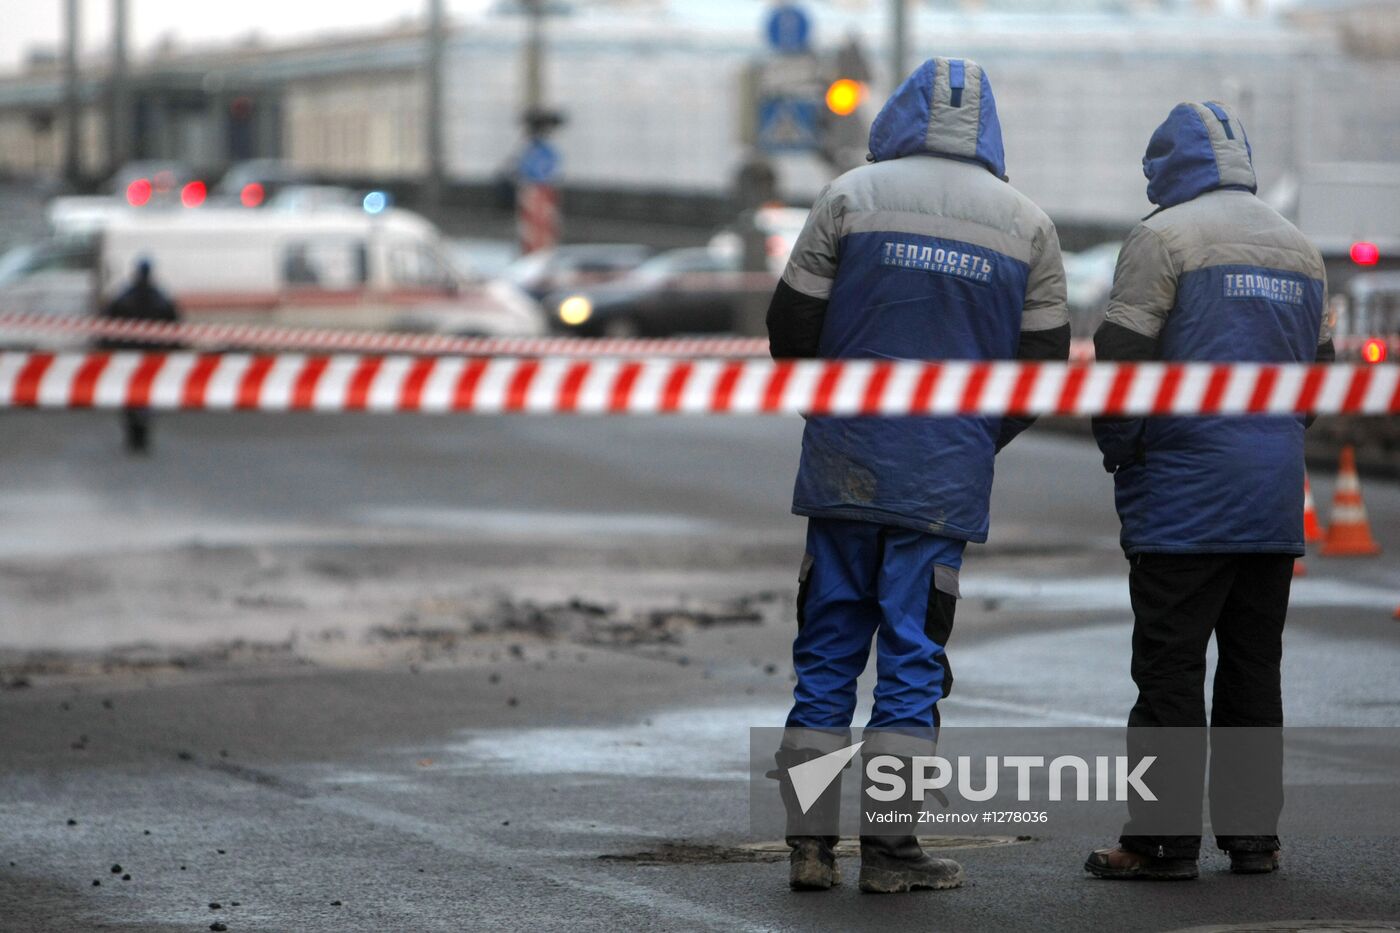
[[1227, 849, 1280, 874], [770, 747, 842, 891], [858, 754, 964, 894]]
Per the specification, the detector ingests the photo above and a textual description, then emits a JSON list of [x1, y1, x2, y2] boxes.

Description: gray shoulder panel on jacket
[[782, 185, 843, 299], [1022, 222, 1069, 332], [1103, 223, 1178, 340]]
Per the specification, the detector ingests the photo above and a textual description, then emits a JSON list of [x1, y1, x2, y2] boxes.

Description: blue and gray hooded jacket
[[767, 58, 1070, 541], [1092, 101, 1332, 556]]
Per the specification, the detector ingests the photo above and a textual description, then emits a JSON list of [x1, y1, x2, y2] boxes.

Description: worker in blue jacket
[[1084, 101, 1334, 881], [766, 57, 1070, 894]]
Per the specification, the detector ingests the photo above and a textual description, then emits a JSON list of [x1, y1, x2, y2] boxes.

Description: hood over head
[[1143, 101, 1256, 209], [868, 57, 1006, 180]]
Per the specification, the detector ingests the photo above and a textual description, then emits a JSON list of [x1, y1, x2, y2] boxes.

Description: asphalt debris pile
[[367, 593, 777, 658], [0, 640, 301, 682]]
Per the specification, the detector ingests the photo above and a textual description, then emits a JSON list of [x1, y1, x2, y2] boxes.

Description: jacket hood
[[1143, 101, 1256, 209], [868, 57, 1006, 179]]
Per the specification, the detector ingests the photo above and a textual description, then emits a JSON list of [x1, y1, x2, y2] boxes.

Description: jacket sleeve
[[996, 221, 1071, 452], [767, 186, 841, 359], [1091, 224, 1178, 473]]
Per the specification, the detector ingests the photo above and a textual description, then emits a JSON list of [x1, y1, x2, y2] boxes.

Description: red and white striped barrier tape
[[2, 352, 1396, 416], [0, 311, 771, 358], [0, 311, 1101, 361]]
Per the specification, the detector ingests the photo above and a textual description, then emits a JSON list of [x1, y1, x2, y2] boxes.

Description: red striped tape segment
[[2, 352, 1396, 416]]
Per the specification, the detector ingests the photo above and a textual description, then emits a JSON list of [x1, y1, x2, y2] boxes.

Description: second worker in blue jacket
[[765, 57, 1070, 894], [1084, 101, 1334, 882]]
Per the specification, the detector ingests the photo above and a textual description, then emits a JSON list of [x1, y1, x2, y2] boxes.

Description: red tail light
[[240, 182, 266, 208], [1362, 338, 1388, 364], [126, 178, 152, 207], [180, 181, 207, 208]]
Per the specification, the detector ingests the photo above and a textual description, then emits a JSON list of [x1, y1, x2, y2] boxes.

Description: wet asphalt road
[[2, 411, 1399, 932]]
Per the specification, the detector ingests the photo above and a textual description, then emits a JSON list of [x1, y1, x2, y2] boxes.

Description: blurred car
[[505, 244, 654, 302], [0, 236, 98, 319], [265, 184, 365, 214], [216, 159, 315, 209], [46, 196, 128, 237], [107, 160, 205, 209], [1, 207, 544, 339], [446, 238, 519, 282], [546, 247, 743, 337], [99, 208, 543, 337], [1063, 241, 1121, 337], [1341, 272, 1400, 342], [709, 204, 809, 275]]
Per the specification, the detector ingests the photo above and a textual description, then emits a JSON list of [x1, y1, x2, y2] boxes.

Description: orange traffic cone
[[1303, 473, 1324, 544], [1320, 446, 1382, 557]]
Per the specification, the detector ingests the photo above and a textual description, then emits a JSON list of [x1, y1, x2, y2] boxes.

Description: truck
[[0, 204, 545, 340]]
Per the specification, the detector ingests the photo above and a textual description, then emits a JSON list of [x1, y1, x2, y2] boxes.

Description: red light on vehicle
[[180, 180, 207, 208], [1362, 338, 1388, 364], [1350, 241, 1380, 266], [126, 178, 152, 207], [240, 182, 265, 208]]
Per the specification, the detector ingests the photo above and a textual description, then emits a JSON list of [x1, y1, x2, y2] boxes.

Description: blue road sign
[[757, 96, 819, 153], [765, 4, 812, 56], [519, 140, 560, 184]]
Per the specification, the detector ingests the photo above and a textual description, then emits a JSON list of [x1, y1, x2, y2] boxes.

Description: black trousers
[[1118, 553, 1293, 859]]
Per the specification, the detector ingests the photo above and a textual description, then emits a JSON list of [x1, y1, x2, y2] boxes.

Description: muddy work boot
[[1227, 849, 1280, 874], [769, 746, 845, 891], [856, 750, 963, 893], [788, 836, 841, 890], [1084, 845, 1198, 880], [858, 834, 964, 893]]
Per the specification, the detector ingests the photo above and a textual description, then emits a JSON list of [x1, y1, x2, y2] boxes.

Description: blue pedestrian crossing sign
[[519, 140, 560, 184], [766, 4, 812, 56], [757, 96, 819, 153]]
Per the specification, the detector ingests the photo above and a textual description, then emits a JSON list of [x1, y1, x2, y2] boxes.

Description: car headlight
[[558, 295, 593, 326]]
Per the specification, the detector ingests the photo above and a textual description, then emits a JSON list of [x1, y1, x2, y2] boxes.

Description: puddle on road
[[599, 836, 1032, 865], [437, 705, 782, 781], [356, 506, 723, 538]]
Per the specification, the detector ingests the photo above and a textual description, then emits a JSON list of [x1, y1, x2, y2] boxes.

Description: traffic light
[[825, 78, 865, 117], [815, 38, 873, 172]]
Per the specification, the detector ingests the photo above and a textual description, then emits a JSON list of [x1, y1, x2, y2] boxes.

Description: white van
[[1, 205, 544, 339]]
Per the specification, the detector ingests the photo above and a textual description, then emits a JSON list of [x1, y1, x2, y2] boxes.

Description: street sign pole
[[517, 140, 561, 254], [517, 0, 564, 254], [425, 0, 447, 214], [890, 0, 909, 89], [518, 182, 560, 255]]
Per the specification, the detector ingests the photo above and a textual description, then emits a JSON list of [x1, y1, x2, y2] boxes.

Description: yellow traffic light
[[825, 78, 865, 116]]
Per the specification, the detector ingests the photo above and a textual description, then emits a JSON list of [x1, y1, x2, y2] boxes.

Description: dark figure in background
[[1084, 101, 1334, 881], [100, 259, 179, 454]]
